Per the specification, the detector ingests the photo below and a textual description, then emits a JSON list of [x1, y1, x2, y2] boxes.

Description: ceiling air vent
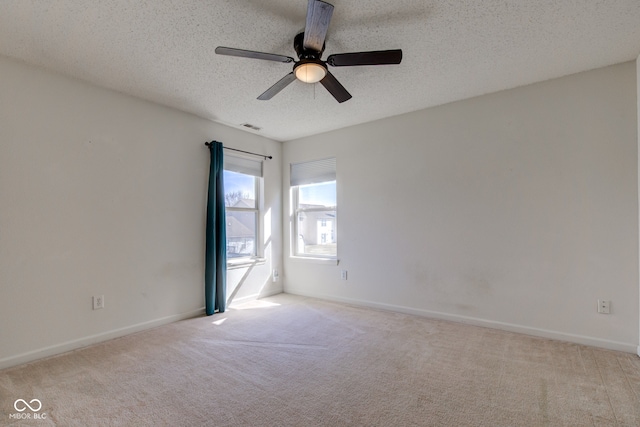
[[240, 123, 261, 131]]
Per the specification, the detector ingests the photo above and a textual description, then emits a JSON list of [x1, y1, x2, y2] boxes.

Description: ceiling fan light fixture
[[295, 62, 326, 83]]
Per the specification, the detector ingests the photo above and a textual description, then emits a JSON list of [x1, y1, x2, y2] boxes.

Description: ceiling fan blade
[[257, 72, 297, 100], [303, 0, 334, 52], [215, 47, 294, 63], [320, 71, 352, 103], [327, 49, 403, 67]]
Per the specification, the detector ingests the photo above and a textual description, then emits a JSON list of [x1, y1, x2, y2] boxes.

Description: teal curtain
[[205, 141, 226, 315]]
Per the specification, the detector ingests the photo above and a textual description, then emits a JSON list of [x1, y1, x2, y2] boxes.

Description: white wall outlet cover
[[93, 295, 104, 310], [597, 299, 610, 314]]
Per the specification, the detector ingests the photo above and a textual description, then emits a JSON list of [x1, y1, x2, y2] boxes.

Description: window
[[224, 155, 262, 260], [291, 158, 336, 258]]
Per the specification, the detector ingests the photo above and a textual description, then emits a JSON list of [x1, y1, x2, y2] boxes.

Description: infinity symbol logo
[[14, 399, 42, 412]]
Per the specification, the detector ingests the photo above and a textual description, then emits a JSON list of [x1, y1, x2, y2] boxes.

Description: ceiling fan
[[215, 0, 403, 103]]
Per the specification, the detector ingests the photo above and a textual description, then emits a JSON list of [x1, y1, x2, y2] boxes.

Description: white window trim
[[289, 256, 339, 265], [227, 257, 267, 270]]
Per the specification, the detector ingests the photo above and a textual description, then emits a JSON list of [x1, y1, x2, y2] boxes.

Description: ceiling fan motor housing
[[294, 32, 324, 60]]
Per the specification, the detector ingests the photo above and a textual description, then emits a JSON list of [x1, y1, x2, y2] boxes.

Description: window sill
[[289, 256, 339, 266], [227, 258, 266, 270]]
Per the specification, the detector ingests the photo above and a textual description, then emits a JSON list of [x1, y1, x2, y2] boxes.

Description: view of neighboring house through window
[[224, 155, 262, 260], [291, 158, 337, 258]]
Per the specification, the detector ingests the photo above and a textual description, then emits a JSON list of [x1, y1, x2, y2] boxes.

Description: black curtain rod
[[204, 141, 272, 160]]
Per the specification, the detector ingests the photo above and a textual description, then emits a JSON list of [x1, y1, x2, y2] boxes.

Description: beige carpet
[[1, 294, 640, 426]]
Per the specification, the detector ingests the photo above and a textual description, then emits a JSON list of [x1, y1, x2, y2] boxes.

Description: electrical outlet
[[597, 299, 610, 314], [273, 268, 279, 282], [93, 295, 104, 310], [341, 270, 348, 280]]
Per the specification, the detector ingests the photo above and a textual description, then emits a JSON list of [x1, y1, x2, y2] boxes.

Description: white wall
[[0, 55, 282, 368], [283, 61, 639, 353]]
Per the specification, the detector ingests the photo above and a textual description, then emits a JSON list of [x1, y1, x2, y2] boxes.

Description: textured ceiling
[[1, 1, 639, 141]]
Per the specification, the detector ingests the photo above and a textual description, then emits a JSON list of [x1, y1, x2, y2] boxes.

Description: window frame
[[291, 180, 337, 260], [223, 158, 264, 268]]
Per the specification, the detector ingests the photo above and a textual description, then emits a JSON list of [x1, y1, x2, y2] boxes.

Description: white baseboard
[[3, 290, 636, 370], [0, 307, 205, 371], [285, 287, 638, 355]]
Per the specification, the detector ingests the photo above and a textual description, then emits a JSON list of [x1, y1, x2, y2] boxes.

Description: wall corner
[[637, 53, 640, 358]]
